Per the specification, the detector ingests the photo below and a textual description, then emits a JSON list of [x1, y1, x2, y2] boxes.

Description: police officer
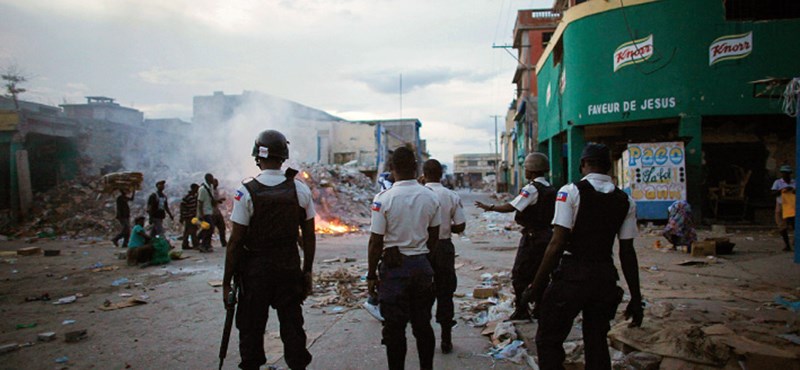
[[422, 159, 466, 354], [222, 130, 315, 370], [475, 152, 556, 320], [530, 143, 643, 370], [367, 146, 441, 370]]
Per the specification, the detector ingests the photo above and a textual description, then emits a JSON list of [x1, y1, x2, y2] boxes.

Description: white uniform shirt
[[509, 177, 551, 212], [425, 182, 466, 240], [370, 180, 442, 256], [230, 169, 315, 226], [771, 178, 796, 205], [552, 173, 638, 239]]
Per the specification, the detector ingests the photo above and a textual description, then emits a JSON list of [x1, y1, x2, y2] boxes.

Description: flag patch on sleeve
[[556, 192, 568, 202], [520, 189, 530, 198], [371, 202, 382, 211], [234, 190, 244, 201]]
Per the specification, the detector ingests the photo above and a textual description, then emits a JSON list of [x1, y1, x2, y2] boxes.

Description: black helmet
[[251, 130, 289, 161]]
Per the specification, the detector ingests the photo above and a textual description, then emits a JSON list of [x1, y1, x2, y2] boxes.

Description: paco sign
[[621, 142, 686, 202], [614, 35, 653, 72], [709, 31, 752, 66]]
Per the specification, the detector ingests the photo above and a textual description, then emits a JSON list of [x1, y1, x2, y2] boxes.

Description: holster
[[382, 246, 403, 268]]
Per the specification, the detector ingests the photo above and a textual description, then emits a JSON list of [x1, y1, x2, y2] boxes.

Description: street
[[1, 190, 799, 369]]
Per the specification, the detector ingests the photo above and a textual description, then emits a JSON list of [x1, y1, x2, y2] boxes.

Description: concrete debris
[[37, 332, 56, 342], [311, 267, 366, 309], [64, 329, 88, 343], [615, 351, 662, 370], [0, 343, 19, 355]]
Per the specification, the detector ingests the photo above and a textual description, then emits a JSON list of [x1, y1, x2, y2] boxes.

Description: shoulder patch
[[234, 190, 244, 201], [520, 189, 530, 198], [371, 201, 382, 212], [556, 192, 568, 202]]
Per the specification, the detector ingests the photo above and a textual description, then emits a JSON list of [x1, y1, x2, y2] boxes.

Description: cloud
[[351, 67, 500, 95], [138, 67, 236, 87]]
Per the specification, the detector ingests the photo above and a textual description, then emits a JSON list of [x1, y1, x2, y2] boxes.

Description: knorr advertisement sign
[[709, 31, 752, 66], [613, 34, 653, 72]]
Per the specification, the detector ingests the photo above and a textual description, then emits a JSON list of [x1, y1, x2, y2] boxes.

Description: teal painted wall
[[538, 0, 800, 141]]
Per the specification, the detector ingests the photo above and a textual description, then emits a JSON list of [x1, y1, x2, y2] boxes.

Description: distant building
[[453, 153, 500, 189], [355, 118, 428, 176], [61, 96, 144, 126]]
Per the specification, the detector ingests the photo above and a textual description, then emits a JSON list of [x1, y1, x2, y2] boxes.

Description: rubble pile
[[299, 163, 376, 230]]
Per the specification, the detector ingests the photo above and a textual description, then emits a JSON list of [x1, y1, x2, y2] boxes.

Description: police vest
[[242, 168, 304, 269], [514, 182, 556, 231], [561, 180, 629, 281]]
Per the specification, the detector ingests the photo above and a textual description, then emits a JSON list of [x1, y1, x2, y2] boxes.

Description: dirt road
[[1, 190, 799, 369]]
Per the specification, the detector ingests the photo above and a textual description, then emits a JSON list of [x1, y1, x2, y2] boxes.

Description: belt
[[439, 238, 451, 242]]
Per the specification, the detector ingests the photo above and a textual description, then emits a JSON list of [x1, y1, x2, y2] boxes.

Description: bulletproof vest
[[242, 169, 304, 269], [515, 181, 557, 231], [565, 180, 629, 265]]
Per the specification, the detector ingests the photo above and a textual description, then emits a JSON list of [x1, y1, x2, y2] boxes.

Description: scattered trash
[[37, 332, 56, 342], [208, 280, 223, 287], [54, 356, 69, 363], [64, 329, 88, 343], [675, 260, 708, 266], [777, 333, 800, 345], [649, 265, 659, 271], [24, 293, 51, 302], [17, 247, 42, 256], [98, 298, 148, 311], [492, 321, 517, 345], [44, 249, 60, 257], [323, 257, 356, 263], [111, 277, 129, 287], [331, 306, 345, 313], [473, 286, 498, 299], [62, 320, 76, 325], [775, 295, 800, 312], [119, 293, 132, 298], [0, 343, 19, 354], [53, 295, 77, 305], [15, 323, 37, 330], [362, 298, 384, 322]]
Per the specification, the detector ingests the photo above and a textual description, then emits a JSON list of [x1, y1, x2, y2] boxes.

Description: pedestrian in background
[[112, 189, 135, 247], [147, 180, 173, 238], [197, 173, 216, 252], [772, 165, 796, 251], [180, 184, 199, 250]]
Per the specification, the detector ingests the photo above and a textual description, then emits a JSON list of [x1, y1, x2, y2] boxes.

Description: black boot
[[441, 324, 453, 354], [781, 229, 792, 251]]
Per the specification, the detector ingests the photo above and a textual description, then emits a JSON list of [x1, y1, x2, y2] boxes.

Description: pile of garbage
[[299, 163, 376, 230]]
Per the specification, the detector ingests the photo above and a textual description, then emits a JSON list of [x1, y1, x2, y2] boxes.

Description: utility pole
[[491, 115, 502, 193]]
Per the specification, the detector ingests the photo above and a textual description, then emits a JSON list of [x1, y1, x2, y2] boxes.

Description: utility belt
[[555, 254, 618, 282], [521, 226, 551, 238], [382, 246, 428, 268]]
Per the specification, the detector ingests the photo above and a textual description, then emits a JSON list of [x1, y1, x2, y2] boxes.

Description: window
[[467, 160, 478, 166], [725, 0, 800, 20], [487, 160, 496, 167], [542, 32, 554, 48]]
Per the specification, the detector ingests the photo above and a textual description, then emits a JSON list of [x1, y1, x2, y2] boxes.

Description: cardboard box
[[17, 247, 42, 256], [691, 241, 716, 257], [473, 286, 498, 299]]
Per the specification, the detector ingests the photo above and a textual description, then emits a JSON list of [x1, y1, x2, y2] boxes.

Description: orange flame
[[301, 171, 310, 179], [315, 214, 358, 234]]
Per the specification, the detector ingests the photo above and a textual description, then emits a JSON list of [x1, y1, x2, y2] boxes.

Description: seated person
[[127, 216, 155, 266], [663, 200, 697, 250]]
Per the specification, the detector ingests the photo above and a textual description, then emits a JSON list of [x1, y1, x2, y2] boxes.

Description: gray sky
[[0, 0, 551, 164]]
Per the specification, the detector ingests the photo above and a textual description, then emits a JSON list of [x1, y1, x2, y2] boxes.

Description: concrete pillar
[[679, 115, 703, 221], [567, 125, 585, 183], [8, 134, 22, 222], [15, 149, 32, 219], [548, 135, 564, 188]]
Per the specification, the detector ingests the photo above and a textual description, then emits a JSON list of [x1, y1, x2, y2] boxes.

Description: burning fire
[[301, 171, 310, 180], [315, 214, 359, 235]]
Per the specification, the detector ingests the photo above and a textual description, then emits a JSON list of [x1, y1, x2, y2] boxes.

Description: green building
[[535, 0, 799, 220]]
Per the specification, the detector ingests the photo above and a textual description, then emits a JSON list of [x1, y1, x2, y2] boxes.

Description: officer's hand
[[222, 284, 236, 310], [624, 299, 644, 328], [303, 272, 313, 298], [474, 201, 488, 211], [368, 278, 379, 298]]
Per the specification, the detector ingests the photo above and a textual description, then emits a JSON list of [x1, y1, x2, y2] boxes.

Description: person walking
[[112, 189, 135, 247], [179, 184, 199, 250], [530, 143, 643, 370], [197, 173, 217, 252], [422, 159, 466, 354], [147, 180, 173, 238], [212, 178, 228, 247], [367, 146, 441, 370], [475, 152, 556, 320], [222, 130, 315, 370], [772, 165, 796, 251]]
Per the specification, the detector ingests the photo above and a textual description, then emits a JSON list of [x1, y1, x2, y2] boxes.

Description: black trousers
[[535, 276, 622, 370], [181, 220, 198, 249], [379, 254, 436, 370], [197, 215, 214, 250], [113, 217, 130, 247], [511, 230, 551, 308], [432, 239, 457, 326], [212, 212, 227, 247], [236, 263, 311, 370]]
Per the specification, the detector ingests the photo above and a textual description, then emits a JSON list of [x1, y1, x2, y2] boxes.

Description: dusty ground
[[1, 190, 799, 369]]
